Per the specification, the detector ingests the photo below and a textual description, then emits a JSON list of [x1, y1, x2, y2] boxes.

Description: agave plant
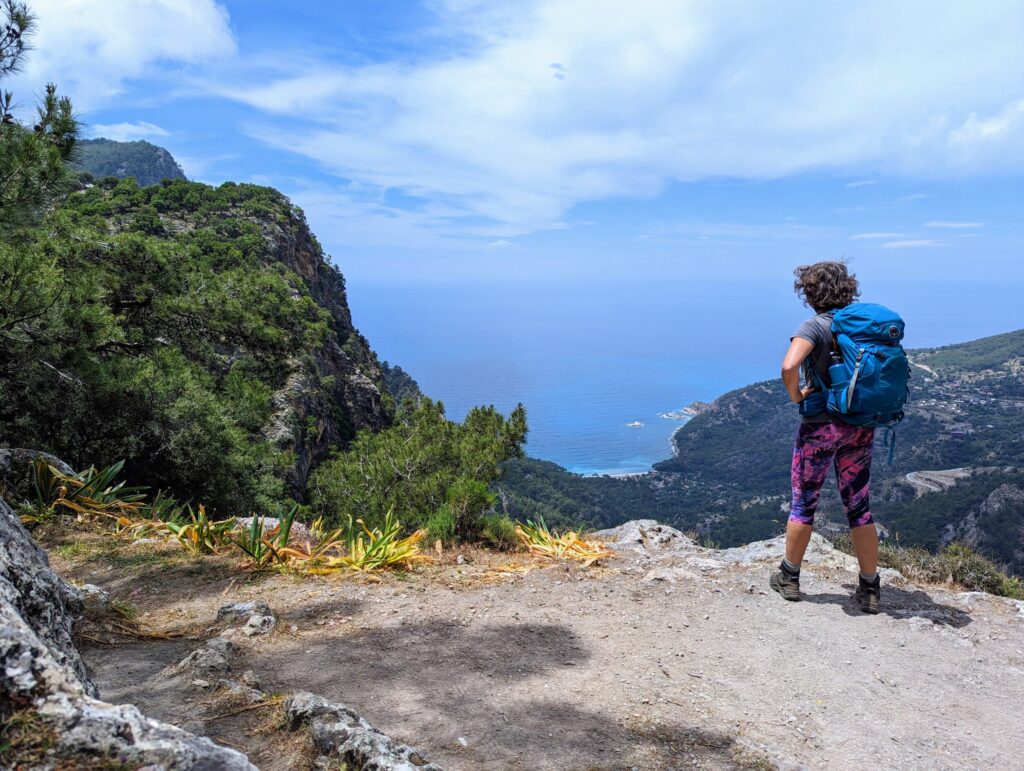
[[515, 519, 613, 566], [165, 504, 235, 556], [112, 515, 169, 540], [277, 524, 345, 562], [230, 513, 282, 568], [227, 505, 299, 565], [306, 509, 430, 573], [33, 459, 147, 519]]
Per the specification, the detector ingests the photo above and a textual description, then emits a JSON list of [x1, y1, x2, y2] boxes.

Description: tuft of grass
[[515, 519, 613, 566], [831, 533, 1024, 598], [55, 541, 89, 559]]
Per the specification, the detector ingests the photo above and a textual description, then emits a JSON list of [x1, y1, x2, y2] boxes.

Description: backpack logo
[[888, 325, 900, 339]]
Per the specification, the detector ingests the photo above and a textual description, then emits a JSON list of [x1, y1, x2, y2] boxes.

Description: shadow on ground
[[803, 584, 972, 627], [256, 619, 760, 770]]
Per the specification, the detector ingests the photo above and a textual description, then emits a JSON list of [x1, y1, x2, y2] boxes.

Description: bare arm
[[781, 337, 816, 404]]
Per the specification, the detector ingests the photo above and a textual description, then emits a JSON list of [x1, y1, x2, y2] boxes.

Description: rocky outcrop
[[596, 519, 696, 552], [286, 692, 443, 771], [1, 495, 255, 769], [1, 495, 93, 694], [599, 518, 868, 575]]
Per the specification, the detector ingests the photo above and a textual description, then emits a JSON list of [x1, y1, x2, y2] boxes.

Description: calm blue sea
[[347, 278, 1024, 476]]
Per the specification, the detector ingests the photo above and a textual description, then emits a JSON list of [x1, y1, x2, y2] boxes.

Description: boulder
[[286, 691, 442, 770]]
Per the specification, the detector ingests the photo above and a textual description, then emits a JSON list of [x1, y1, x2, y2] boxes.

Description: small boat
[[626, 421, 644, 428]]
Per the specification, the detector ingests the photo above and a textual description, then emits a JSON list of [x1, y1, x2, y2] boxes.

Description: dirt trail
[[51, 522, 1024, 770]]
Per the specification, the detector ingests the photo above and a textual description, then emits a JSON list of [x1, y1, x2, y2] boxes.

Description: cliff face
[[253, 207, 391, 494]]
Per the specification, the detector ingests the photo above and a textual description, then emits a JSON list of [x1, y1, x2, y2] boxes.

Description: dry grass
[[515, 520, 614, 566], [831, 533, 1024, 598]]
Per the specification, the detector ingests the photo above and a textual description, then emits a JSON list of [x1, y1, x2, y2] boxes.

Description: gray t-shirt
[[792, 313, 834, 422]]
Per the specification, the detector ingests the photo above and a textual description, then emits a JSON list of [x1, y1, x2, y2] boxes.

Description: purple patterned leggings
[[790, 422, 875, 528]]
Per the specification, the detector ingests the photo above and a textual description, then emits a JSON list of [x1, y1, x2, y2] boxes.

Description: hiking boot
[[855, 576, 881, 614], [770, 570, 801, 601]]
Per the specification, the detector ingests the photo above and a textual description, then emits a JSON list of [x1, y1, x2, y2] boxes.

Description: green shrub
[[425, 507, 457, 545], [310, 398, 526, 537], [480, 514, 518, 550]]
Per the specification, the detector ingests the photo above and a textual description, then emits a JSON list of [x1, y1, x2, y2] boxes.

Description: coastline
[[560, 407, 697, 478]]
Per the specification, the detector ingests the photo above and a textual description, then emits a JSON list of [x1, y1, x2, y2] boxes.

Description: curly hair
[[793, 261, 860, 312]]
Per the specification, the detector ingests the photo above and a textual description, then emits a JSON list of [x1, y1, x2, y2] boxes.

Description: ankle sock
[[781, 559, 801, 577], [859, 571, 879, 585]]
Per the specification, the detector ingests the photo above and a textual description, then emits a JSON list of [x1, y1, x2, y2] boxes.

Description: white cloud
[[211, 1, 1024, 240], [892, 193, 929, 204], [845, 180, 877, 188], [950, 99, 1024, 145], [925, 220, 986, 229], [881, 239, 944, 249], [87, 121, 169, 141], [850, 232, 905, 240], [9, 0, 235, 110]]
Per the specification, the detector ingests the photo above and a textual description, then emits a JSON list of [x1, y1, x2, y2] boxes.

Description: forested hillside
[[72, 138, 186, 185], [2, 177, 393, 512]]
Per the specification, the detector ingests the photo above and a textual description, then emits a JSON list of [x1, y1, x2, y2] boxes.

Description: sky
[[7, 0, 1024, 285]]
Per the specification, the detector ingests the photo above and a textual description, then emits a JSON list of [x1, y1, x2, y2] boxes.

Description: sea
[[348, 278, 1024, 476]]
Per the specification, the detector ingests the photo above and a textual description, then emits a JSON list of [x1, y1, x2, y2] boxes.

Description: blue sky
[[9, 0, 1024, 284]]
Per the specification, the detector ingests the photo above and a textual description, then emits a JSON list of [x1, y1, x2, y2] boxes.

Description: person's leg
[[835, 426, 881, 613], [786, 422, 835, 564], [850, 523, 878, 576], [771, 423, 835, 600], [834, 425, 877, 574]]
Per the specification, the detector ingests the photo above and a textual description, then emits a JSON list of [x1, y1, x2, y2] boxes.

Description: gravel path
[[62, 522, 1024, 770]]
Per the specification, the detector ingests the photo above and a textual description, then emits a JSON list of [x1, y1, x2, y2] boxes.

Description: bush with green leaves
[[310, 397, 526, 539]]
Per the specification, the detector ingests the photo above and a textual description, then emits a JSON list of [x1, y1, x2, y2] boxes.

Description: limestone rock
[[717, 532, 858, 571], [1, 496, 255, 769], [79, 583, 111, 615], [217, 600, 277, 636], [218, 600, 273, 622], [243, 612, 277, 637], [286, 691, 443, 770], [0, 495, 94, 694], [161, 638, 237, 678], [235, 516, 314, 546], [596, 519, 696, 553]]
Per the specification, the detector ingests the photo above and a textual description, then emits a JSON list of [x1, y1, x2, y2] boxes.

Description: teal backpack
[[807, 302, 911, 461]]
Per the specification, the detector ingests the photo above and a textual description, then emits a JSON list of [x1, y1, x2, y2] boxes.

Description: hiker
[[771, 261, 909, 613]]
